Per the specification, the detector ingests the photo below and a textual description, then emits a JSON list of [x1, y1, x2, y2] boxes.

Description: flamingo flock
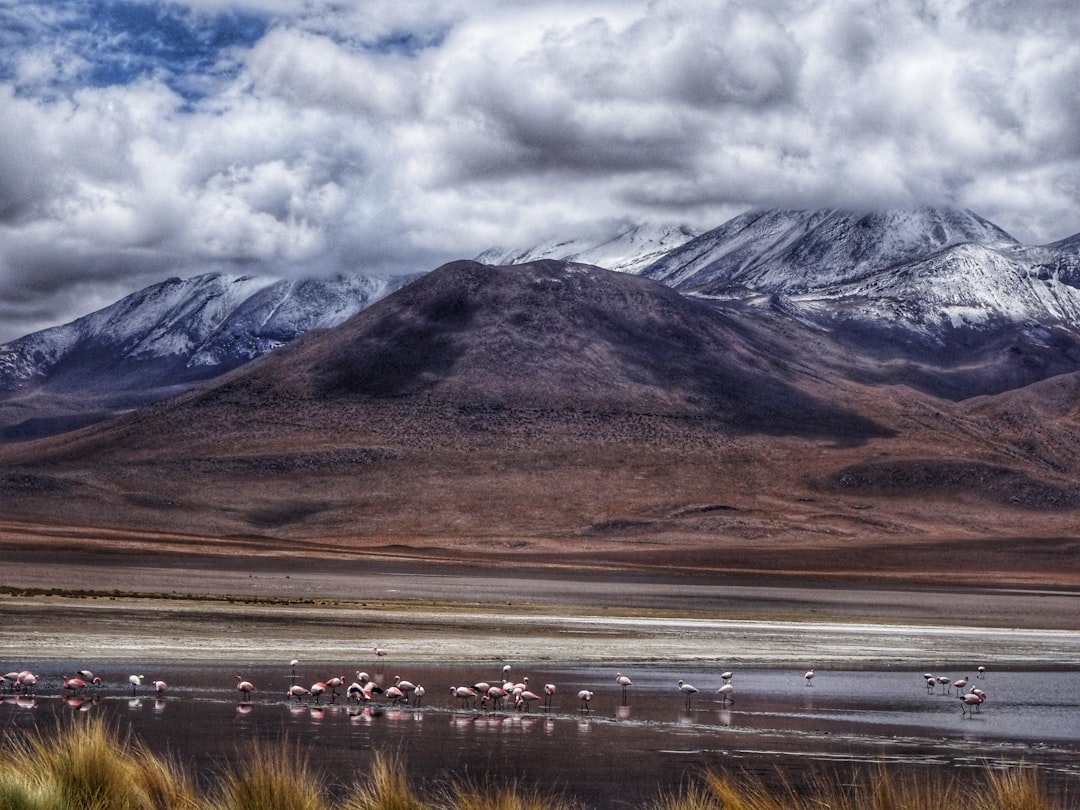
[[2, 661, 991, 720]]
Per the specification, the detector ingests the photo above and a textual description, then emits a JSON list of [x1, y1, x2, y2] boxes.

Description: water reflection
[[2, 663, 1079, 808]]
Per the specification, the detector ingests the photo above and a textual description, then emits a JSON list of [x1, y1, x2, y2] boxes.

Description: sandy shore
[[4, 549, 1079, 667]]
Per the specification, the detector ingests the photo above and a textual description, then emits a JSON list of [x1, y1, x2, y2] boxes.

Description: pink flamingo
[[288, 685, 310, 702], [452, 686, 478, 708], [326, 676, 345, 699], [384, 685, 407, 705], [309, 682, 327, 703], [960, 690, 986, 715], [543, 683, 556, 710], [153, 680, 167, 696], [577, 689, 593, 711], [953, 676, 969, 693], [804, 669, 815, 686], [717, 683, 734, 705], [17, 672, 38, 695], [515, 689, 541, 711], [63, 677, 87, 696], [235, 675, 255, 701]]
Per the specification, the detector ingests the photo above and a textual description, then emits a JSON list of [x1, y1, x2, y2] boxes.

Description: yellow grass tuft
[[340, 753, 426, 810], [0, 715, 197, 810], [215, 740, 327, 810]]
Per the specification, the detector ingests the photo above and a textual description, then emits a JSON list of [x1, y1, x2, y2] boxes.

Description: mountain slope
[[0, 271, 418, 440], [639, 207, 1080, 399], [4, 260, 1080, 582]]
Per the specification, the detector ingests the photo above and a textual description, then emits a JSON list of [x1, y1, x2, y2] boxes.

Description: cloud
[[1, 0, 1080, 341]]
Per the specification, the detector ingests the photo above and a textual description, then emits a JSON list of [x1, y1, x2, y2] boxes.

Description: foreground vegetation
[[0, 718, 1072, 810]]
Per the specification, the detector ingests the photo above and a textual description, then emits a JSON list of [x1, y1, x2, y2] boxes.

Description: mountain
[[475, 222, 700, 274], [0, 271, 419, 441], [639, 207, 1080, 399], [4, 258, 1080, 583]]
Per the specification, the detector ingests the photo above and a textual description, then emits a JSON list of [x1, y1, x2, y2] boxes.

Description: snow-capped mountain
[[0, 271, 420, 439], [636, 207, 1080, 398], [0, 272, 417, 395], [639, 208, 1021, 294], [476, 222, 700, 274]]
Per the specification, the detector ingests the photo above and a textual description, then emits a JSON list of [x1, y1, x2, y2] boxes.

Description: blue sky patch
[[0, 0, 269, 100]]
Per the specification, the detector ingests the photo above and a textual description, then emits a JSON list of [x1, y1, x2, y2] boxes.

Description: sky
[[1, 0, 1079, 342]]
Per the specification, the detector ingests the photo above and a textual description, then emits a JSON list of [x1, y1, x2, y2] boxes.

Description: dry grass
[[0, 722, 1070, 810], [214, 740, 327, 810], [0, 716, 197, 810], [646, 765, 1065, 810]]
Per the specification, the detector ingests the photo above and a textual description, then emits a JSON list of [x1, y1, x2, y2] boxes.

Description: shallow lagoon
[[3, 661, 1079, 808]]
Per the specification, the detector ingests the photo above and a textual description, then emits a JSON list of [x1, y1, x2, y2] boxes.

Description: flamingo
[[616, 673, 633, 702], [326, 676, 346, 699], [577, 689, 593, 711], [309, 682, 327, 703], [77, 669, 96, 681], [374, 646, 387, 658], [804, 669, 815, 686], [678, 680, 698, 709], [393, 675, 417, 697], [153, 680, 167, 696], [235, 676, 255, 701], [63, 677, 87, 696], [720, 671, 733, 684], [129, 674, 143, 695], [953, 676, 969, 695], [970, 687, 986, 710], [543, 683, 556, 710], [10, 672, 37, 695], [384, 685, 407, 705], [356, 671, 370, 685], [977, 666, 986, 678], [288, 685, 310, 702], [450, 686, 475, 708], [923, 674, 936, 693], [717, 683, 735, 705], [936, 676, 951, 694], [516, 689, 541, 712], [486, 685, 508, 710], [20, 672, 37, 694], [960, 690, 986, 715]]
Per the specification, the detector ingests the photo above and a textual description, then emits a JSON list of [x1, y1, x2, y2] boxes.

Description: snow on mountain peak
[[476, 222, 700, 275]]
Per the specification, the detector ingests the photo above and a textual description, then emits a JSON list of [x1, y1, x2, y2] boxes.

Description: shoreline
[[4, 591, 1080, 668]]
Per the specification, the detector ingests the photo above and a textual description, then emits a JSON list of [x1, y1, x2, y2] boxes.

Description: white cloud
[[2, 0, 1080, 341]]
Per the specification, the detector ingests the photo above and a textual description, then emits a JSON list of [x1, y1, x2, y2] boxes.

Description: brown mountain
[[3, 260, 1079, 584]]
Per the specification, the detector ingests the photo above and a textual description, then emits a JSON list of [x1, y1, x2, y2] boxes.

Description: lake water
[[3, 661, 1079, 807]]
